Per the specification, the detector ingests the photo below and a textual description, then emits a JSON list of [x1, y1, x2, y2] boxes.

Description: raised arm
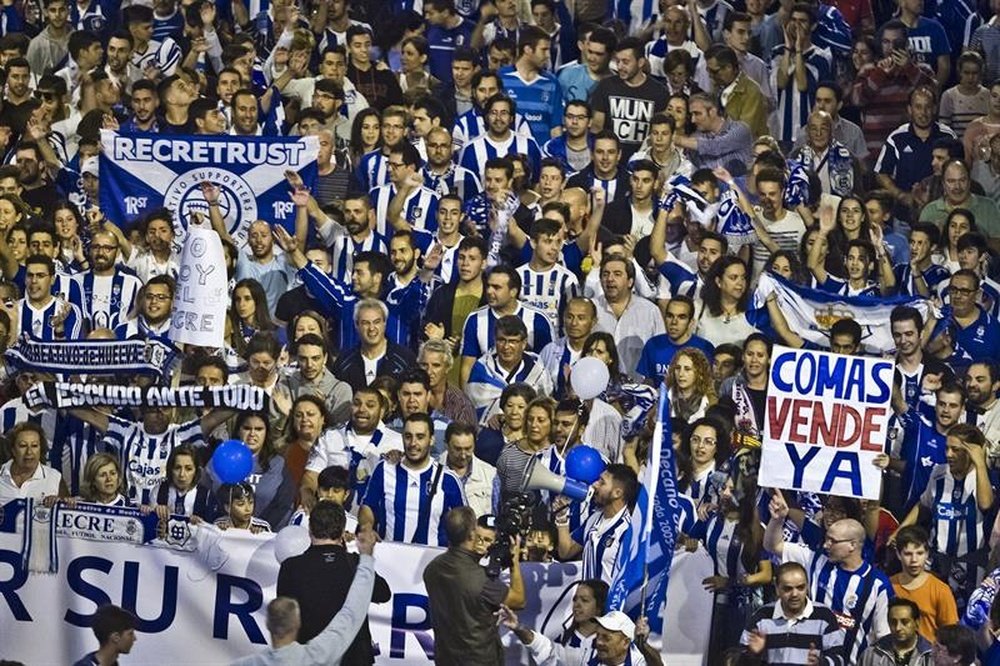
[[201, 181, 235, 246], [763, 488, 789, 557]]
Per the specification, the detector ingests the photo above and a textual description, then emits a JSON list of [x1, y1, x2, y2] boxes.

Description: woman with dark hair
[[763, 249, 808, 285], [282, 394, 330, 490], [397, 35, 440, 96], [696, 256, 768, 347], [229, 278, 282, 357], [0, 193, 34, 235], [697, 467, 771, 662], [677, 416, 731, 503], [49, 200, 84, 264], [209, 411, 295, 530], [149, 444, 215, 522], [477, 383, 538, 466], [350, 108, 381, 167], [496, 396, 556, 501], [822, 195, 873, 275], [718, 333, 772, 447], [666, 93, 691, 137], [808, 203, 895, 297], [558, 579, 610, 650], [935, 208, 977, 273]]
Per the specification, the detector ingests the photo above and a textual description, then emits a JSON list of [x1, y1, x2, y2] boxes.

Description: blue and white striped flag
[[755, 273, 932, 355], [606, 386, 679, 632]]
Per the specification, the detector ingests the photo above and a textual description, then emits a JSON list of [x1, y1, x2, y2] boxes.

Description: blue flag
[[606, 387, 679, 632], [99, 130, 318, 245]]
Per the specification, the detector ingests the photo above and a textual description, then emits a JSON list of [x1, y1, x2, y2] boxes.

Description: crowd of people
[[6, 0, 1000, 662]]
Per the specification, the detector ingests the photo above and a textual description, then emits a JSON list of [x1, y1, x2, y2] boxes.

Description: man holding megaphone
[[536, 463, 638, 587]]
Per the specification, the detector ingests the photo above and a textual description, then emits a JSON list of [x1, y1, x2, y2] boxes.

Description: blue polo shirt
[[876, 122, 958, 192], [636, 334, 715, 382], [954, 306, 1000, 362]]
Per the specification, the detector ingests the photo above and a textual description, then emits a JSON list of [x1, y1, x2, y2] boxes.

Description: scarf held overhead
[[23, 382, 268, 411], [5, 336, 178, 377]]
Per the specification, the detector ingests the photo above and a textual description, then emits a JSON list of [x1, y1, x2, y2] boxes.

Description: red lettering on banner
[[771, 399, 889, 451], [789, 399, 811, 442], [859, 408, 887, 451], [767, 397, 790, 439]]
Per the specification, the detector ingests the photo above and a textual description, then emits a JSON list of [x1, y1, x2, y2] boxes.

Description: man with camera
[[423, 506, 526, 665]]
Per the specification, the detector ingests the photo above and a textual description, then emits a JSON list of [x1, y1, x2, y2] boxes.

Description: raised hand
[[768, 488, 789, 522], [284, 169, 305, 189], [356, 525, 377, 555], [201, 181, 220, 205], [291, 187, 310, 208]]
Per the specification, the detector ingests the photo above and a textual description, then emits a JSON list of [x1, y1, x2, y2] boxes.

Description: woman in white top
[[0, 422, 66, 504], [696, 256, 767, 348]]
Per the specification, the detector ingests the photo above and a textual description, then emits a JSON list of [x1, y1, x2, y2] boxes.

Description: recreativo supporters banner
[[99, 130, 319, 245], [761, 345, 894, 500], [0, 529, 712, 664]]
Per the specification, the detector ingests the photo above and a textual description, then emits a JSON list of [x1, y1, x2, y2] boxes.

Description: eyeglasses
[[145, 293, 171, 302], [33, 91, 56, 101], [823, 537, 854, 545], [949, 286, 978, 296], [564, 113, 589, 121], [386, 162, 406, 170]]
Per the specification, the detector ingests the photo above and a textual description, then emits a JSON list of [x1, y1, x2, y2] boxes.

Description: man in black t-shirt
[[589, 37, 669, 161]]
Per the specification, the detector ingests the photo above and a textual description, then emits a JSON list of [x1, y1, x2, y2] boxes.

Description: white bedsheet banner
[[0, 529, 711, 664]]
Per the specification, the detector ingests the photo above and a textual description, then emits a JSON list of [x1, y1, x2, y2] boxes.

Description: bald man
[[790, 109, 858, 197], [765, 491, 893, 664]]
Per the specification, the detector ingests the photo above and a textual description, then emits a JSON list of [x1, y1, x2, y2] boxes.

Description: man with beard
[[383, 230, 435, 349], [919, 160, 1000, 241], [452, 69, 533, 149], [71, 230, 141, 331], [123, 79, 160, 132], [360, 413, 466, 546], [459, 94, 542, 181], [422, 126, 481, 202], [156, 73, 197, 134], [878, 382, 966, 516], [229, 88, 261, 137], [207, 184, 291, 316], [66, 388, 238, 506], [311, 192, 388, 283], [650, 201, 728, 299], [310, 79, 349, 142], [105, 31, 141, 91], [965, 362, 1000, 463], [115, 274, 175, 339], [673, 92, 752, 177], [280, 333, 353, 426], [15, 141, 60, 211]]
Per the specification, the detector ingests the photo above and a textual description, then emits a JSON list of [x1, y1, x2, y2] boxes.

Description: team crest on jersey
[[604, 536, 615, 548], [978, 326, 985, 338], [412, 207, 424, 219], [456, 36, 465, 45]]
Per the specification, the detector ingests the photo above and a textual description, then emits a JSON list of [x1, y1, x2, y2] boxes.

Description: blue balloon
[[211, 439, 254, 484], [565, 445, 606, 483]]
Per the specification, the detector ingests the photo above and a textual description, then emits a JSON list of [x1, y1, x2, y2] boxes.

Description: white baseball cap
[[593, 611, 635, 640]]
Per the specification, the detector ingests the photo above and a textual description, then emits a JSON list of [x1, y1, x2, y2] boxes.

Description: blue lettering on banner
[[65, 557, 179, 632], [786, 443, 821, 488], [0, 548, 30, 621], [214, 574, 266, 644], [390, 593, 434, 660], [821, 452, 863, 496], [771, 350, 892, 402]]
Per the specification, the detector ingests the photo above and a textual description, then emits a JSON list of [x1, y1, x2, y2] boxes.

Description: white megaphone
[[520, 458, 590, 501]]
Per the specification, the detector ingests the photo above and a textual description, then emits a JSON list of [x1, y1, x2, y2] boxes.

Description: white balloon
[[273, 525, 311, 564], [571, 357, 610, 401]]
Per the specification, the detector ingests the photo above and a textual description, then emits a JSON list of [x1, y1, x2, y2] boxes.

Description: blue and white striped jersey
[[152, 9, 184, 41], [72, 270, 142, 331], [50, 411, 103, 496], [769, 45, 833, 143], [102, 415, 205, 507], [499, 66, 563, 145], [515, 262, 579, 332], [326, 230, 389, 283], [459, 132, 543, 181], [130, 37, 183, 78], [355, 149, 391, 192], [362, 459, 466, 546], [422, 164, 482, 201], [782, 542, 893, 665], [572, 505, 632, 586], [369, 183, 439, 238], [460, 303, 555, 358], [920, 465, 989, 558], [18, 298, 82, 340], [452, 108, 533, 148]]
